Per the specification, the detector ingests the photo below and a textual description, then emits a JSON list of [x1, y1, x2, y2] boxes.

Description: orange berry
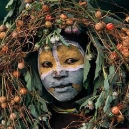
[[95, 11, 102, 19], [11, 31, 18, 38], [122, 47, 129, 57], [0, 96, 7, 103], [42, 5, 49, 12], [109, 52, 118, 61], [19, 88, 27, 95], [116, 43, 123, 51], [7, 127, 13, 129], [95, 22, 104, 31], [1, 102, 7, 108], [79, 1, 87, 6], [18, 62, 25, 69], [14, 96, 21, 103], [0, 25, 7, 32], [60, 14, 67, 19], [0, 32, 6, 39], [117, 115, 124, 122], [25, 0, 33, 3], [10, 113, 17, 120], [10, 100, 15, 106], [16, 20, 24, 27], [12, 71, 21, 78], [1, 46, 8, 52], [66, 19, 74, 25], [44, 21, 52, 28], [111, 106, 120, 115]]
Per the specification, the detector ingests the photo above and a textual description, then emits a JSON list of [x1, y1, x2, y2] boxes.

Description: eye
[[41, 61, 53, 68], [65, 58, 78, 64]]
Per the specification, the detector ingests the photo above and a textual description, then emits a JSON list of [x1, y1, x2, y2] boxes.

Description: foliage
[[0, 0, 129, 128]]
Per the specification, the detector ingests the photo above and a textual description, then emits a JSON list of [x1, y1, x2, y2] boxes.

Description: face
[[38, 42, 84, 102]]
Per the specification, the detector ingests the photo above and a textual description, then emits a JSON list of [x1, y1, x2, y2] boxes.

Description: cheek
[[68, 68, 84, 84]]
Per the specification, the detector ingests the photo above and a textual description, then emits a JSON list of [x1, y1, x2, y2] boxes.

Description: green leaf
[[60, 35, 69, 46], [29, 104, 38, 118], [95, 91, 105, 109], [80, 95, 98, 109], [93, 75, 104, 96], [103, 95, 112, 113], [104, 78, 109, 91], [94, 52, 103, 81], [108, 65, 115, 82], [83, 56, 91, 83], [5, 0, 14, 9], [3, 9, 14, 23], [24, 71, 33, 91]]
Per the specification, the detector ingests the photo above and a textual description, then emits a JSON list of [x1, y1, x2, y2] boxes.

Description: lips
[[48, 83, 73, 93], [54, 83, 72, 88]]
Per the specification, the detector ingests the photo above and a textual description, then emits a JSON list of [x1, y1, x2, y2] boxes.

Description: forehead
[[39, 44, 83, 58]]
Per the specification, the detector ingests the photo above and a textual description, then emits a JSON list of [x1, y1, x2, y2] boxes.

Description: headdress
[[0, 0, 129, 128]]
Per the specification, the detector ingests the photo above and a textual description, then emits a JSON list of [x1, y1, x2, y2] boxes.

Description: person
[[37, 33, 92, 129]]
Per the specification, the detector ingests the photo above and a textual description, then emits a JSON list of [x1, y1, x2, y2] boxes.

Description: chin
[[52, 91, 78, 102]]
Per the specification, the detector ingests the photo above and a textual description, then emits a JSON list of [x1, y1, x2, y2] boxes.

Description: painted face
[[38, 40, 84, 102]]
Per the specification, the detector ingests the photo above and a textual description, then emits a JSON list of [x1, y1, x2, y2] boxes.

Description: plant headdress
[[0, 0, 129, 128]]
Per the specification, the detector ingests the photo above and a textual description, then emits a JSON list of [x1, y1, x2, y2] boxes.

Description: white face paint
[[38, 40, 84, 102]]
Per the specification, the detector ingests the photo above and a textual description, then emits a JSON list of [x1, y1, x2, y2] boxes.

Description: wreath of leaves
[[0, 0, 129, 128]]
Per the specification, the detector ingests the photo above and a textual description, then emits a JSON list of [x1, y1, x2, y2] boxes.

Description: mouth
[[48, 83, 73, 93], [54, 83, 72, 88]]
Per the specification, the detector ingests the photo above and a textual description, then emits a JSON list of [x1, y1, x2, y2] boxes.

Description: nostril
[[52, 70, 68, 78]]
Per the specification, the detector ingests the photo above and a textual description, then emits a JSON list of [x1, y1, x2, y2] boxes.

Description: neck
[[52, 89, 87, 110]]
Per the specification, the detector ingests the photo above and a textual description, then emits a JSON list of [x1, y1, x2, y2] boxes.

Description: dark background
[[1, 0, 129, 22]]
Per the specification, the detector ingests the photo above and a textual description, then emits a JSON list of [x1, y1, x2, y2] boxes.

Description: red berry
[[45, 15, 52, 21], [106, 23, 114, 30]]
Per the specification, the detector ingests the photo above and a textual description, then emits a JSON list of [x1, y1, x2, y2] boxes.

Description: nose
[[52, 70, 68, 79]]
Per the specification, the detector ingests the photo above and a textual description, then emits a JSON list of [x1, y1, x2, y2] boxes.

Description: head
[[38, 39, 84, 102]]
